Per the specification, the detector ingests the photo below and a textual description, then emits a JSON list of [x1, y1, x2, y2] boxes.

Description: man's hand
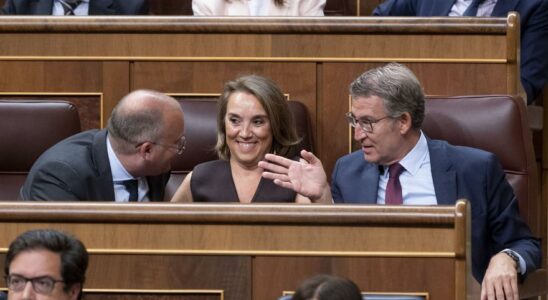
[[259, 150, 331, 202], [481, 252, 519, 300]]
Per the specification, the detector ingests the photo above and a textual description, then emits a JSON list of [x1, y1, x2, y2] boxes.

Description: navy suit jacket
[[373, 0, 548, 103], [20, 129, 170, 201], [332, 138, 541, 282], [1, 0, 149, 15]]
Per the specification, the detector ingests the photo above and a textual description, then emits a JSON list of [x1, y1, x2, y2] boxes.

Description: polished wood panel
[[254, 257, 450, 299], [86, 295, 219, 300], [0, 202, 470, 300]]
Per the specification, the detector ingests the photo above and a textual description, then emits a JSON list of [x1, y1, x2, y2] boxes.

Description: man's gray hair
[[349, 63, 425, 129]]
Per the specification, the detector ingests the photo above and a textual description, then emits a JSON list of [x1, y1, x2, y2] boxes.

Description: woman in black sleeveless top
[[171, 75, 312, 203]]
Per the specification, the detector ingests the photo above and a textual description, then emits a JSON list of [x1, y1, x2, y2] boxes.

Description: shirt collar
[[106, 135, 135, 182], [394, 131, 429, 176]]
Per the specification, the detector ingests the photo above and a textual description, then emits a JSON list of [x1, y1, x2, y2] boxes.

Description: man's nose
[[21, 280, 36, 300], [353, 126, 367, 141]]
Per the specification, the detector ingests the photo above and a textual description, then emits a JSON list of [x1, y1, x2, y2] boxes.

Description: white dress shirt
[[449, 0, 497, 17], [246, 0, 269, 16], [53, 0, 90, 16], [107, 137, 150, 202], [377, 131, 437, 205]]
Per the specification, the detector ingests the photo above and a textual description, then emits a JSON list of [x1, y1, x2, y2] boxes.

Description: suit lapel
[[428, 139, 457, 205], [90, 129, 115, 201], [89, 0, 116, 15], [361, 163, 380, 204], [426, 0, 456, 16], [147, 175, 167, 202], [31, 0, 54, 14], [491, 0, 519, 16]]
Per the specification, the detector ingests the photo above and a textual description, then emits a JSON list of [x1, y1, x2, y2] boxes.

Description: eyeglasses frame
[[345, 112, 395, 133], [5, 274, 65, 295]]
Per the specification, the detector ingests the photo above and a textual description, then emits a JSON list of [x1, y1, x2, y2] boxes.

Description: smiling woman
[[170, 75, 312, 204]]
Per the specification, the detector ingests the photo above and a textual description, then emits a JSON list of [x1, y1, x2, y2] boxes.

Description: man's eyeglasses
[[5, 274, 64, 295], [345, 112, 393, 133], [136, 136, 186, 155]]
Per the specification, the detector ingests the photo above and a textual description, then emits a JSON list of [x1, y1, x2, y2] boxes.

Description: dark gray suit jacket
[[20, 129, 170, 201], [1, 0, 148, 15], [372, 0, 548, 103], [331, 138, 541, 282]]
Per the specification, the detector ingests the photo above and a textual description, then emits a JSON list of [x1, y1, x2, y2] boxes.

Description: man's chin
[[362, 152, 378, 164]]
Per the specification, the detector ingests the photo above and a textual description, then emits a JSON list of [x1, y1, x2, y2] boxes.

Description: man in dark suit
[[372, 0, 548, 104], [260, 63, 541, 300], [1, 0, 148, 15], [20, 89, 185, 202]]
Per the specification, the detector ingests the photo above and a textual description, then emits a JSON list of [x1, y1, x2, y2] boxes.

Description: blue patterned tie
[[59, 0, 82, 15]]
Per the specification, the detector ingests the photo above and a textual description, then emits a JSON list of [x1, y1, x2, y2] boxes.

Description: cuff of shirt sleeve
[[502, 248, 526, 275]]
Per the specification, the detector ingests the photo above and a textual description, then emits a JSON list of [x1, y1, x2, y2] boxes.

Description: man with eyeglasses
[[4, 229, 88, 300], [259, 63, 541, 300], [20, 89, 185, 201]]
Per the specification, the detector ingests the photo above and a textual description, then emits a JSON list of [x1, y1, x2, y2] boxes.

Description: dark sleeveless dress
[[190, 160, 296, 202]]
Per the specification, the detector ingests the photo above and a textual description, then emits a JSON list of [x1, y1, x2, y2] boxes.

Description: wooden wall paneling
[[131, 61, 318, 139], [86, 255, 250, 291], [85, 295, 220, 300], [253, 257, 451, 300], [0, 27, 507, 60], [0, 202, 470, 300], [102, 61, 131, 127], [0, 61, 101, 92]]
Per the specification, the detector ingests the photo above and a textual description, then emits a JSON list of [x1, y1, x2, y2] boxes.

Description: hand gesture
[[259, 150, 331, 202]]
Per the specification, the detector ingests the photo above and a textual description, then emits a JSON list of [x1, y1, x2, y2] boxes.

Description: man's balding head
[[107, 90, 183, 154]]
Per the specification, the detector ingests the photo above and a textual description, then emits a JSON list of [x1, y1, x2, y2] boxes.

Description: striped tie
[[59, 0, 82, 15], [463, 0, 486, 17]]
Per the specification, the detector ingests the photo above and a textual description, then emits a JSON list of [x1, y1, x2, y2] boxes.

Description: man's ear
[[399, 112, 413, 134], [136, 142, 153, 158], [68, 283, 81, 300]]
